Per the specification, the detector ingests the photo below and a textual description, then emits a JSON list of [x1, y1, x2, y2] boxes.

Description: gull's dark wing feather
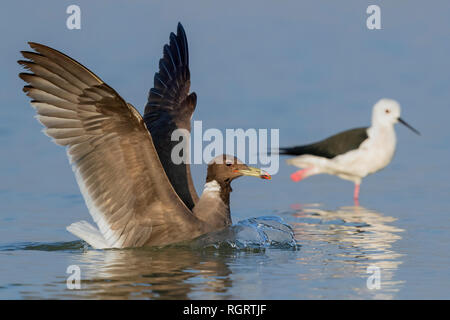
[[144, 23, 198, 211], [280, 127, 369, 159], [19, 42, 207, 247]]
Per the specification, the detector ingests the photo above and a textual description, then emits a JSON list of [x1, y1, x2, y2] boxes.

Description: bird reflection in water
[[289, 203, 405, 299], [65, 247, 234, 299]]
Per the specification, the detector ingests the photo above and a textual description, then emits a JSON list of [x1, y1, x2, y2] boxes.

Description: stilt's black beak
[[398, 118, 420, 135]]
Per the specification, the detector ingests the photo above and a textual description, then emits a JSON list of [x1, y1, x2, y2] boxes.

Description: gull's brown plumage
[[18, 42, 210, 248]]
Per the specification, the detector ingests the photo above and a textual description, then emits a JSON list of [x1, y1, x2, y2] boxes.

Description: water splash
[[191, 216, 298, 250]]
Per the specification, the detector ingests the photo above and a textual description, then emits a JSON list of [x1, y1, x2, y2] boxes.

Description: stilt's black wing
[[280, 127, 369, 159], [143, 23, 198, 210]]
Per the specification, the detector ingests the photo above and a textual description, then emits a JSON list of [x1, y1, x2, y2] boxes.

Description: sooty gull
[[144, 23, 199, 211], [18, 42, 270, 249], [280, 99, 420, 202]]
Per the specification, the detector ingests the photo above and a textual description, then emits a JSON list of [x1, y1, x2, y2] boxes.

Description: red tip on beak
[[261, 174, 271, 180]]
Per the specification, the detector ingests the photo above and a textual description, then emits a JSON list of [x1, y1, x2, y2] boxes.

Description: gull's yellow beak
[[234, 166, 271, 180]]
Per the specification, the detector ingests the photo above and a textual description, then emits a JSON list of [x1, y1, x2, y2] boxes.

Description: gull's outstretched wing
[[144, 23, 199, 211], [19, 42, 206, 247]]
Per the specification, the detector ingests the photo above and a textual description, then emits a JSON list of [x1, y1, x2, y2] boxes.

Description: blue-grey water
[[1, 1, 450, 299]]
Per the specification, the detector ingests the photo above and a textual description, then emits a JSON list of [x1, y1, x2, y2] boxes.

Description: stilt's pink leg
[[290, 168, 311, 182], [353, 184, 360, 203]]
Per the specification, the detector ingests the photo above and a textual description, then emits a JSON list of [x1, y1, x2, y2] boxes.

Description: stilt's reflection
[[68, 246, 233, 299], [290, 203, 404, 299]]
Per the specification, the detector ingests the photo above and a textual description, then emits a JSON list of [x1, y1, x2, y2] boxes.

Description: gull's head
[[372, 99, 420, 135], [206, 155, 271, 185]]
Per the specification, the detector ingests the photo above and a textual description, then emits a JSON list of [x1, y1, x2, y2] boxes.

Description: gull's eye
[[385, 109, 390, 114]]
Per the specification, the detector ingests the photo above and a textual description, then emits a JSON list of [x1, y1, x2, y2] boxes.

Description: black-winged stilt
[[280, 99, 420, 202]]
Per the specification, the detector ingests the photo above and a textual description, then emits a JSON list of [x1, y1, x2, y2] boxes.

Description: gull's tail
[[66, 220, 109, 249]]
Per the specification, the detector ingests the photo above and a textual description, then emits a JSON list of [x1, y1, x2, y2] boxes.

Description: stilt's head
[[372, 99, 401, 126], [206, 155, 271, 185], [372, 99, 420, 135]]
